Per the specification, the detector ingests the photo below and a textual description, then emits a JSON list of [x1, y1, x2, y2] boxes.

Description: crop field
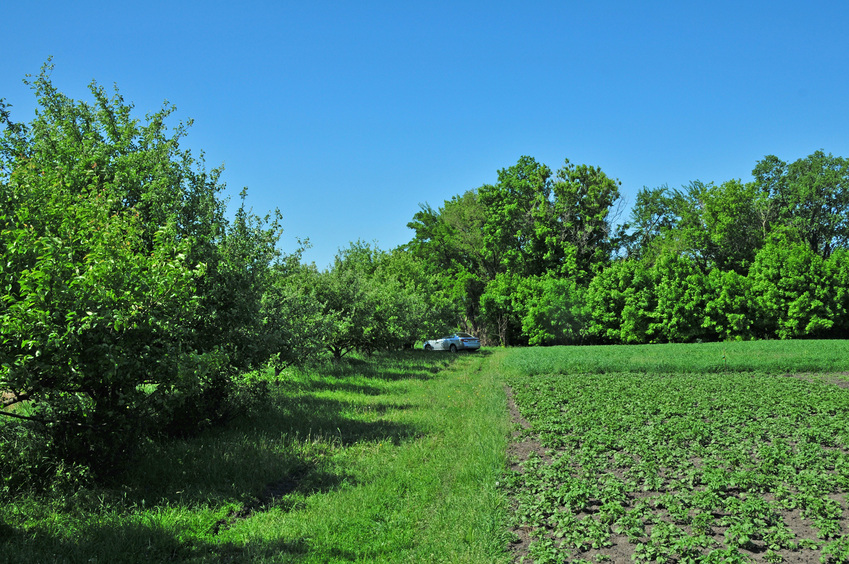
[[502, 341, 849, 563], [5, 341, 849, 563]]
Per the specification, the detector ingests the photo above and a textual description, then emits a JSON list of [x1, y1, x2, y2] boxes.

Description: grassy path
[[252, 350, 513, 563], [2, 350, 513, 563]]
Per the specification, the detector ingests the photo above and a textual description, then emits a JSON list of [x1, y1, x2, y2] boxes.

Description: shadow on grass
[[108, 390, 421, 510], [302, 379, 386, 395], [0, 518, 310, 564], [3, 351, 453, 563], [369, 349, 491, 381], [257, 392, 422, 445]]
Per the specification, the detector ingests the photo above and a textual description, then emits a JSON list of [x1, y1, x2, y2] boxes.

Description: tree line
[[2, 65, 847, 488], [405, 153, 849, 346]]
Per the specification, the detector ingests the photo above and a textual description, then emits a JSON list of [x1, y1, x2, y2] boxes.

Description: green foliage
[[753, 150, 849, 258], [0, 63, 291, 481], [403, 149, 849, 345], [479, 272, 522, 346], [313, 241, 453, 357], [477, 156, 554, 277], [619, 184, 682, 258], [703, 268, 755, 340], [406, 191, 490, 336], [585, 258, 655, 343], [550, 159, 622, 277], [749, 231, 837, 338], [260, 259, 334, 370], [513, 274, 587, 346], [698, 179, 764, 272], [0, 64, 218, 474], [408, 155, 622, 344], [649, 252, 709, 342], [196, 193, 284, 372]]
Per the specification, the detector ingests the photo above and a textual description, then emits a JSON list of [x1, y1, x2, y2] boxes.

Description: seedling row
[[505, 371, 849, 563]]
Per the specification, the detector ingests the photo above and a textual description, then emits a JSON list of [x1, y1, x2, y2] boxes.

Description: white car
[[423, 332, 481, 352]]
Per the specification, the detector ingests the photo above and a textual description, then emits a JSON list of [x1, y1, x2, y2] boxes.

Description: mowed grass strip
[[502, 341, 849, 563], [502, 339, 849, 376], [1, 351, 512, 563]]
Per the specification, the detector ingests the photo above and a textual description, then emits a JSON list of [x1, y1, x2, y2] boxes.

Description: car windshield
[[457, 332, 474, 338]]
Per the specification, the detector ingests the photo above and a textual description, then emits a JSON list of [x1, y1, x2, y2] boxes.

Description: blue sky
[[4, 1, 849, 269]]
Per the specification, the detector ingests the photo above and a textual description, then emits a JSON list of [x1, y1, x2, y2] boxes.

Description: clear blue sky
[[4, 1, 849, 269]]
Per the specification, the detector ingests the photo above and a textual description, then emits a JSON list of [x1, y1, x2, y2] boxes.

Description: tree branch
[[0, 409, 45, 424]]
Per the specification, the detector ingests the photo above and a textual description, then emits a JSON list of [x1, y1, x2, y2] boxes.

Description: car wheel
[[424, 344, 433, 351], [449, 344, 457, 353]]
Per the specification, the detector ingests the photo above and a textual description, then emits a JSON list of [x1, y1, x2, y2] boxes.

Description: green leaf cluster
[[311, 241, 458, 358], [0, 63, 299, 481], [407, 156, 621, 345]]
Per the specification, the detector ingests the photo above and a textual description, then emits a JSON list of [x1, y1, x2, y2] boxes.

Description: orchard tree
[[314, 241, 450, 356], [260, 258, 335, 372], [0, 64, 228, 472]]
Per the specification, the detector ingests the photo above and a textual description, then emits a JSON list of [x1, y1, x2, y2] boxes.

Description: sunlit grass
[[503, 339, 849, 376], [1, 350, 512, 563]]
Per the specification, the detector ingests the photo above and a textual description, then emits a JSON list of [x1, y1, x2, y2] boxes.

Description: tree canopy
[[408, 151, 849, 346]]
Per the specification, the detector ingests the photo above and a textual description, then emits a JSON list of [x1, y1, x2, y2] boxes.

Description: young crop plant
[[503, 343, 849, 563]]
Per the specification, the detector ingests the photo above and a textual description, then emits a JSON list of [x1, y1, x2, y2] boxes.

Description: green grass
[[4, 339, 849, 563], [1, 351, 512, 563], [502, 339, 849, 376]]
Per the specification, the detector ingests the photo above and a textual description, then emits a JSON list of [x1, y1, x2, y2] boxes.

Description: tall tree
[[549, 159, 622, 277], [406, 191, 487, 334], [408, 155, 622, 344], [753, 150, 849, 258], [477, 156, 553, 277], [619, 185, 682, 259]]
